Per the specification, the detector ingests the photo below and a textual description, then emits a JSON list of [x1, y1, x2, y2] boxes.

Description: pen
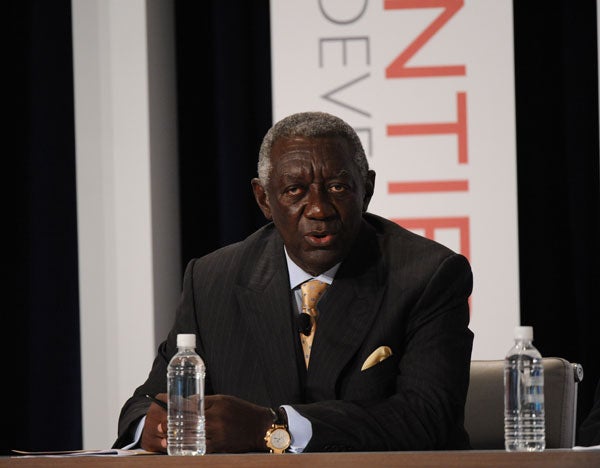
[[145, 394, 168, 411]]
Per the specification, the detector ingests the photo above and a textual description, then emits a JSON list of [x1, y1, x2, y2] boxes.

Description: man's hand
[[140, 393, 274, 453], [140, 392, 168, 453], [205, 394, 275, 453]]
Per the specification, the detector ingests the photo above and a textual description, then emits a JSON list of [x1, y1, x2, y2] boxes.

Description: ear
[[362, 170, 376, 212], [251, 178, 272, 220]]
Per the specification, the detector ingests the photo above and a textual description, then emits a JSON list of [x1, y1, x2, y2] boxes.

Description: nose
[[304, 184, 336, 219]]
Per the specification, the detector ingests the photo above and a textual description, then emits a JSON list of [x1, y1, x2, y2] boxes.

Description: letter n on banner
[[391, 217, 470, 261]]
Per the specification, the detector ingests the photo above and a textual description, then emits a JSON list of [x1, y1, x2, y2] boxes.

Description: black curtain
[[174, 0, 271, 268], [513, 1, 600, 432], [6, 0, 81, 455], [6, 0, 599, 454]]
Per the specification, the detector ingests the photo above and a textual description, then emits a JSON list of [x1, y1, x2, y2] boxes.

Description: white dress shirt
[[283, 247, 340, 452]]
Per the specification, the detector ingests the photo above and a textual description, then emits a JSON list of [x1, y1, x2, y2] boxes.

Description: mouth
[[305, 230, 337, 247]]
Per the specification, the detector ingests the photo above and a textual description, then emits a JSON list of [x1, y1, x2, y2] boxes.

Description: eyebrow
[[333, 169, 351, 178], [279, 168, 352, 180]]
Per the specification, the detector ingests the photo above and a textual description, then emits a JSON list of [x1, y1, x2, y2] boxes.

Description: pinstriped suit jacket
[[114, 213, 474, 451]]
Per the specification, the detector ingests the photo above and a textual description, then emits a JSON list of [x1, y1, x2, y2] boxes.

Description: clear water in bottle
[[167, 334, 206, 456], [504, 326, 545, 452]]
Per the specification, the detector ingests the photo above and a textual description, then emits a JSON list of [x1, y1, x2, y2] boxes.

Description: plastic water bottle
[[167, 333, 206, 456], [504, 326, 545, 452]]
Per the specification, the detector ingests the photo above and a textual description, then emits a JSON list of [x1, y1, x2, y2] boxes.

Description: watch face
[[270, 428, 291, 449]]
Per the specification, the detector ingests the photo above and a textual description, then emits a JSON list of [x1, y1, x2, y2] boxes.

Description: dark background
[[5, 0, 599, 454]]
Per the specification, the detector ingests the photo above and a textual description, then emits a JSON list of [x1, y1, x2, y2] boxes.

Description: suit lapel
[[232, 220, 386, 404], [306, 222, 386, 399], [234, 231, 303, 406]]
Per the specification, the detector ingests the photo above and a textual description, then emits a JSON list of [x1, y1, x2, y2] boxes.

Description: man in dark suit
[[113, 111, 474, 453]]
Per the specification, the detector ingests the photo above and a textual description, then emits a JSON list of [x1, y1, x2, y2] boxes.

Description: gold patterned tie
[[299, 279, 329, 368]]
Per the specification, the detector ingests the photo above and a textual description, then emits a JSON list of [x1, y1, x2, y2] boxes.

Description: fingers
[[140, 402, 168, 453], [157, 422, 167, 449]]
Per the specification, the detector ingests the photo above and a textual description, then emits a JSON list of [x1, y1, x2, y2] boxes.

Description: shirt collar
[[285, 247, 340, 290]]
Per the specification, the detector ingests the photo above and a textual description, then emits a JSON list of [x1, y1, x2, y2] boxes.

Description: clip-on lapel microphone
[[296, 313, 312, 336]]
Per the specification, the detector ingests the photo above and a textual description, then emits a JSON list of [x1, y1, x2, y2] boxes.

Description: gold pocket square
[[361, 346, 392, 371]]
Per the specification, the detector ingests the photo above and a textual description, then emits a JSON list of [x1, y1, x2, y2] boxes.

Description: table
[[3, 449, 600, 468]]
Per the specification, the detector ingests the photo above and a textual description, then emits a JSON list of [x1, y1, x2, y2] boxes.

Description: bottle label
[[523, 374, 543, 386], [522, 371, 544, 405]]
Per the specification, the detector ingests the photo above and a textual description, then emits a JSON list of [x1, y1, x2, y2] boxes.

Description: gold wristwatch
[[264, 408, 291, 454]]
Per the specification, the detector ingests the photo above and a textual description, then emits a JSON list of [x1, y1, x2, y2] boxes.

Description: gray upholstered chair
[[465, 357, 584, 449]]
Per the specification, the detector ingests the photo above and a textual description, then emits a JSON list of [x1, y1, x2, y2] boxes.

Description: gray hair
[[257, 111, 369, 186]]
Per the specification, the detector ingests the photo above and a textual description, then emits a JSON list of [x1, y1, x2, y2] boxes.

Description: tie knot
[[301, 279, 329, 315]]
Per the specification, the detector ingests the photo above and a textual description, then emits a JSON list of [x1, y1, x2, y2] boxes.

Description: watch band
[[268, 407, 288, 427], [275, 407, 288, 427]]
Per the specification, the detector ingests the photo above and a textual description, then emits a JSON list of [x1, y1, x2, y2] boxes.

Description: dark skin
[[140, 135, 375, 453], [142, 394, 274, 453], [252, 135, 375, 276]]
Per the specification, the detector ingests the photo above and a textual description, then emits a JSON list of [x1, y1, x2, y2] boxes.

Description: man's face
[[253, 136, 374, 276]]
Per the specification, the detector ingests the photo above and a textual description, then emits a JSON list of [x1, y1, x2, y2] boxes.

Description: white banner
[[271, 0, 519, 359]]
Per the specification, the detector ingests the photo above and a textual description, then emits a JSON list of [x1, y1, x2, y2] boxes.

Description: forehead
[[270, 136, 355, 172]]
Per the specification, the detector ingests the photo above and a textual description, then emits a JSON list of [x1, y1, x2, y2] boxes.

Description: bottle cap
[[177, 333, 196, 348], [514, 326, 533, 340]]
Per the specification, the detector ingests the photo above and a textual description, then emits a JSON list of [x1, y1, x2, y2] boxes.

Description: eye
[[328, 183, 347, 193], [285, 186, 304, 196]]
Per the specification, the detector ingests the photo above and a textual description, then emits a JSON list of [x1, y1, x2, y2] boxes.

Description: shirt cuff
[[120, 415, 146, 450], [281, 405, 312, 453]]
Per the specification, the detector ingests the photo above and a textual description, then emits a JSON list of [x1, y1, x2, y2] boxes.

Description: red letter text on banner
[[391, 216, 470, 260], [385, 0, 465, 78], [386, 92, 468, 164]]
